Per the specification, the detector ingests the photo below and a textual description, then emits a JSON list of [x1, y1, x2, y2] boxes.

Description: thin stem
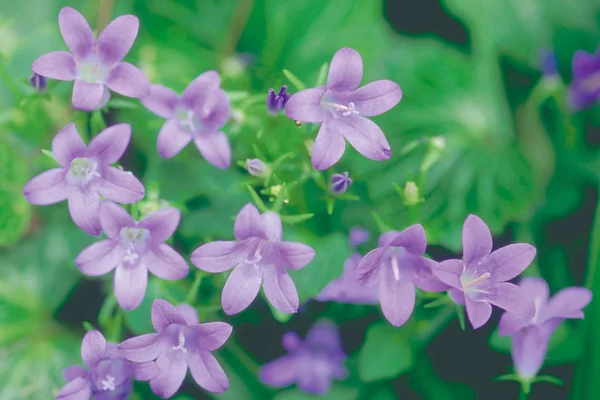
[[185, 271, 203, 305], [86, 112, 93, 140]]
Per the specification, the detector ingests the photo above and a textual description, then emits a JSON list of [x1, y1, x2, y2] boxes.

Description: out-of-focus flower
[[498, 277, 592, 380], [245, 158, 270, 178], [191, 203, 315, 314], [119, 299, 232, 398], [141, 71, 231, 169], [349, 227, 370, 247], [32, 7, 150, 111], [286, 48, 402, 170], [318, 254, 379, 304], [23, 123, 144, 236], [433, 215, 536, 329], [57, 330, 157, 400], [541, 49, 558, 77], [75, 202, 188, 310], [330, 171, 352, 194], [259, 320, 347, 394], [29, 72, 47, 92], [569, 49, 600, 110], [267, 85, 291, 114], [357, 225, 447, 326]]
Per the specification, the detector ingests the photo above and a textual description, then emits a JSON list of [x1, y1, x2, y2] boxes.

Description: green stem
[[86, 112, 93, 140], [185, 271, 203, 305]]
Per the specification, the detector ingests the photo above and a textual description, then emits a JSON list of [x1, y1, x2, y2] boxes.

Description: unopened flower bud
[[404, 181, 420, 205], [330, 172, 352, 194], [267, 85, 291, 114], [29, 72, 47, 92], [245, 158, 270, 178], [430, 136, 446, 150]]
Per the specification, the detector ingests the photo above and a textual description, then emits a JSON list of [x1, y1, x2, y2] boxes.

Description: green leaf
[[0, 138, 31, 245], [274, 386, 358, 400], [358, 323, 413, 382], [280, 213, 314, 225], [535, 375, 563, 386], [282, 69, 307, 91], [247, 185, 269, 213], [90, 109, 107, 135]]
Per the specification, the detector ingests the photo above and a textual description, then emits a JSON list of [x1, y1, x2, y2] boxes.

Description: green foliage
[[0, 138, 31, 245], [358, 323, 413, 382]]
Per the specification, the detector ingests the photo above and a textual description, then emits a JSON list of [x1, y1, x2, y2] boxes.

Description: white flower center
[[245, 239, 265, 266], [101, 375, 116, 391], [77, 56, 108, 83], [461, 272, 491, 298], [176, 108, 198, 131], [119, 227, 150, 264], [172, 327, 187, 354], [67, 157, 101, 186]]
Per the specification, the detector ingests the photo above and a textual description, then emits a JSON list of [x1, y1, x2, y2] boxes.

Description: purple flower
[[569, 48, 600, 110], [141, 71, 231, 169], [498, 277, 592, 380], [267, 85, 291, 114], [259, 320, 347, 394], [285, 48, 402, 170], [191, 203, 315, 314], [75, 202, 189, 310], [245, 158, 270, 178], [349, 227, 370, 247], [119, 299, 232, 398], [57, 330, 157, 400], [318, 253, 379, 304], [32, 7, 150, 111], [432, 215, 536, 329], [23, 123, 144, 236], [356, 225, 448, 326], [330, 171, 352, 194], [29, 72, 47, 92]]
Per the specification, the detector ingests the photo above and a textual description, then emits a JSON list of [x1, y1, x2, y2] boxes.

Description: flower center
[[176, 107, 198, 131], [77, 56, 108, 83], [531, 296, 543, 324], [320, 92, 360, 119], [461, 272, 491, 299], [100, 374, 116, 391], [67, 157, 101, 187], [119, 227, 150, 264], [244, 239, 265, 266], [172, 326, 187, 354]]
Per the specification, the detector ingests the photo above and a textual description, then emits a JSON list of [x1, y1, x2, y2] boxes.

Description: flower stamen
[[101, 375, 116, 391]]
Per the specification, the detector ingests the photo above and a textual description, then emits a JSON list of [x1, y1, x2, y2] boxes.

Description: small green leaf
[[358, 323, 413, 381], [107, 98, 138, 109], [534, 375, 563, 386], [494, 373, 519, 382], [246, 185, 269, 212], [83, 321, 95, 331], [90, 109, 107, 135], [315, 62, 329, 86], [456, 304, 466, 331], [280, 213, 314, 224], [326, 197, 336, 215], [282, 69, 307, 91], [41, 149, 55, 160]]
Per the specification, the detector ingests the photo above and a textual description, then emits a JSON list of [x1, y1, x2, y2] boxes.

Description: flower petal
[[98, 15, 140, 64], [498, 311, 530, 338], [98, 166, 145, 204], [262, 212, 282, 242], [327, 48, 363, 91], [379, 268, 416, 327], [484, 244, 537, 283], [150, 352, 188, 399], [142, 85, 179, 119], [311, 119, 346, 170], [191, 241, 245, 273], [387, 224, 427, 255], [357, 247, 385, 286], [221, 262, 262, 315], [543, 286, 592, 321], [182, 70, 221, 108], [131, 361, 159, 381], [194, 88, 230, 132], [23, 168, 70, 205], [193, 131, 231, 169], [114, 264, 148, 311], [191, 322, 232, 351], [259, 355, 299, 388], [262, 266, 299, 313], [56, 376, 92, 400], [62, 365, 88, 382], [431, 259, 463, 289], [273, 242, 315, 270], [350, 80, 402, 117], [519, 277, 550, 304], [68, 190, 102, 235], [99, 201, 134, 238], [52, 123, 86, 168], [572, 50, 600, 80], [105, 62, 150, 98], [487, 282, 535, 317], [285, 88, 325, 123], [156, 119, 192, 159], [414, 258, 450, 292], [187, 349, 229, 393], [75, 240, 123, 276], [138, 207, 180, 244], [331, 116, 391, 161], [118, 333, 161, 362], [81, 330, 107, 367], [462, 214, 492, 265], [144, 244, 189, 281], [151, 298, 186, 332], [234, 203, 264, 241], [86, 123, 132, 164], [465, 298, 492, 329], [512, 328, 550, 379], [72, 80, 105, 111], [449, 288, 465, 305], [32, 51, 76, 80], [58, 7, 94, 59], [176, 304, 199, 325]]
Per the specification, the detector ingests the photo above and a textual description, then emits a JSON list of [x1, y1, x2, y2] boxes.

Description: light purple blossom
[[57, 330, 157, 400], [267, 85, 291, 114], [23, 123, 144, 236], [245, 158, 270, 178], [357, 225, 448, 326], [119, 299, 232, 399], [191, 203, 315, 314], [569, 48, 600, 110], [330, 171, 352, 194], [498, 277, 592, 380], [433, 215, 536, 329], [285, 47, 402, 170], [259, 320, 347, 394], [141, 71, 231, 169], [75, 202, 188, 310], [349, 227, 370, 247], [32, 7, 150, 111], [318, 253, 379, 305]]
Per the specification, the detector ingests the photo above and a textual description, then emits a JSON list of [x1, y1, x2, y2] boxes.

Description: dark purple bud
[[29, 72, 47, 92], [541, 49, 558, 77], [267, 85, 291, 114], [245, 158, 270, 178], [330, 172, 352, 194]]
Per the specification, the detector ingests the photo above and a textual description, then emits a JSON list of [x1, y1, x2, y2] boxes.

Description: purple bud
[[245, 158, 270, 178], [29, 72, 47, 92], [541, 49, 558, 77], [330, 172, 352, 194], [349, 227, 370, 247], [267, 85, 291, 114]]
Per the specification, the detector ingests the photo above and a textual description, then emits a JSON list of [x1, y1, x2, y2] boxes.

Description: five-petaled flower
[[23, 123, 144, 236], [119, 299, 232, 399], [32, 7, 150, 111], [191, 203, 315, 314], [569, 48, 600, 110], [433, 215, 536, 329], [357, 225, 448, 326], [57, 330, 157, 400], [259, 320, 347, 394], [498, 277, 592, 380], [75, 202, 189, 310], [285, 47, 402, 170], [141, 71, 231, 169]]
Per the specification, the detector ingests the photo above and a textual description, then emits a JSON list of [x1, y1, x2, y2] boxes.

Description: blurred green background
[[2, 0, 600, 399]]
